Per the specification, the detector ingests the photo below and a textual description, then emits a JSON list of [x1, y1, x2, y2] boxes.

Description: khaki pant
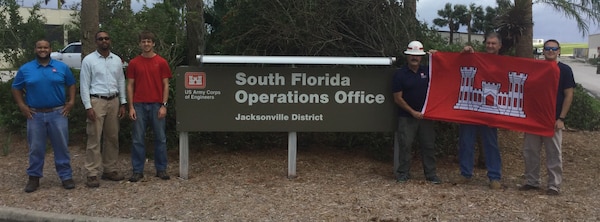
[[523, 130, 563, 191], [84, 97, 120, 176]]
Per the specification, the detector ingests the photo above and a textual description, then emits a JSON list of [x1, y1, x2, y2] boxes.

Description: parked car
[[51, 42, 82, 69]]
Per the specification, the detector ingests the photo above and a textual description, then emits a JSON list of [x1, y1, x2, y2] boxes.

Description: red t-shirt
[[126, 54, 172, 103]]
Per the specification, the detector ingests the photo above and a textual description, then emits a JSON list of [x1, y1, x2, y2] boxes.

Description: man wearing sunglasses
[[80, 31, 127, 188], [519, 40, 576, 196]]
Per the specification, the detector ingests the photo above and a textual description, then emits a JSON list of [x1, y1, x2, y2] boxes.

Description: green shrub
[[2, 77, 598, 158], [567, 84, 600, 131]]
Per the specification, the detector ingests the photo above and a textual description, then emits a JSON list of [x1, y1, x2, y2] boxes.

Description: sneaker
[[426, 176, 442, 184], [489, 180, 502, 190], [156, 171, 170, 180], [546, 189, 560, 196], [62, 179, 75, 189], [24, 176, 40, 193], [396, 175, 409, 183], [518, 184, 540, 191], [86, 176, 99, 188], [458, 176, 471, 185], [129, 173, 144, 182], [101, 171, 125, 181]]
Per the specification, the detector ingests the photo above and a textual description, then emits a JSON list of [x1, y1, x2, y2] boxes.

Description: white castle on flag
[[453, 66, 528, 118]]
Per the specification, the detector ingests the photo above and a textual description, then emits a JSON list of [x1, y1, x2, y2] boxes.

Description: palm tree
[[186, 0, 204, 66], [43, 0, 65, 9], [511, 0, 600, 58], [80, 0, 99, 57], [462, 3, 484, 44], [433, 3, 468, 44]]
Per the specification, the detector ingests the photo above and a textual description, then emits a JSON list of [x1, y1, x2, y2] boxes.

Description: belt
[[91, 94, 118, 100], [31, 106, 64, 113]]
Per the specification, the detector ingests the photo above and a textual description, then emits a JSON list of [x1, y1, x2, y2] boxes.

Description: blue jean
[[458, 124, 501, 181], [131, 103, 168, 173], [27, 109, 72, 180]]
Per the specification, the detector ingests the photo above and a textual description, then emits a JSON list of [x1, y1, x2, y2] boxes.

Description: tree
[[462, 3, 484, 44], [513, 0, 533, 58], [185, 0, 204, 66], [80, 0, 99, 57], [209, 0, 420, 57], [0, 0, 47, 67], [44, 0, 65, 9], [474, 5, 500, 35], [508, 0, 600, 58], [433, 3, 468, 44]]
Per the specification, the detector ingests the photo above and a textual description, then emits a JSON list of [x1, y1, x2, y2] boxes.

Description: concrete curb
[[0, 206, 151, 222]]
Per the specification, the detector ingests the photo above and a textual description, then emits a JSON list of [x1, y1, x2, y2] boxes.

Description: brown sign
[[175, 66, 398, 132]]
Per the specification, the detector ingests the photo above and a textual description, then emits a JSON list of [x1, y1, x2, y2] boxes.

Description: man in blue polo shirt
[[392, 41, 440, 184], [11, 39, 76, 193]]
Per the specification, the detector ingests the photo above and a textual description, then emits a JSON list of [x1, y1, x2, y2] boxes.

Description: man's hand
[[129, 107, 137, 121], [462, 46, 475, 53], [62, 101, 74, 117], [555, 119, 566, 130], [17, 104, 33, 119], [411, 111, 424, 120], [158, 106, 167, 119], [86, 108, 96, 121], [118, 105, 126, 119]]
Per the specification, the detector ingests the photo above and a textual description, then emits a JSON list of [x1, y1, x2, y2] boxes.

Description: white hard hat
[[404, 41, 426, 55]]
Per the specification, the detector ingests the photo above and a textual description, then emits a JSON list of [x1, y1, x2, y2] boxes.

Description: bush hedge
[[1, 73, 599, 160]]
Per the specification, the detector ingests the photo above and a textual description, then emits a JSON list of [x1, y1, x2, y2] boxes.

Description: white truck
[[51, 42, 82, 69]]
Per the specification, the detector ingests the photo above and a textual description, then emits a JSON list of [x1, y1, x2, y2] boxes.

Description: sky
[[22, 0, 598, 43], [417, 0, 599, 43]]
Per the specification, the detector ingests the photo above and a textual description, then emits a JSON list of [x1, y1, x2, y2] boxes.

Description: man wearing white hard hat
[[392, 40, 440, 184]]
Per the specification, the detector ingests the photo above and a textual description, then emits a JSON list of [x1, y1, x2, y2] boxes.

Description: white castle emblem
[[453, 67, 528, 118]]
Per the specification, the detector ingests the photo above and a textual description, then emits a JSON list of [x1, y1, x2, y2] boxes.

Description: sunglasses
[[97, 37, 111, 41], [543, 46, 559, 51]]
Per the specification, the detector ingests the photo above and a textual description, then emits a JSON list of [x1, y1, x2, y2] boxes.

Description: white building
[[0, 7, 76, 68], [438, 31, 485, 44], [588, 33, 600, 59]]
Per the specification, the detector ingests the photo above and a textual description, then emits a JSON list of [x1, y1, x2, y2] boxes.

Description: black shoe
[[426, 176, 442, 185], [518, 184, 540, 191], [129, 173, 144, 182], [62, 179, 75, 189], [24, 176, 40, 193], [86, 176, 99, 188], [396, 175, 409, 183], [546, 189, 560, 196], [156, 171, 170, 180]]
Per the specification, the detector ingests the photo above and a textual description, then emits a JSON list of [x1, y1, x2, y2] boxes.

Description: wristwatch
[[558, 117, 565, 121], [162, 102, 168, 107]]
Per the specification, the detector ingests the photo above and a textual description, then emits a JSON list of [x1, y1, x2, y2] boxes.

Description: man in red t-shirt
[[126, 31, 172, 182]]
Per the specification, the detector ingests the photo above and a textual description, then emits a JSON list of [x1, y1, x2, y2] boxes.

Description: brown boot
[[24, 176, 40, 193], [101, 171, 125, 181], [86, 176, 100, 188]]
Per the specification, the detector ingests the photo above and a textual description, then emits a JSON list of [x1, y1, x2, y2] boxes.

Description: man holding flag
[[519, 39, 575, 196], [459, 33, 503, 190], [392, 41, 440, 184]]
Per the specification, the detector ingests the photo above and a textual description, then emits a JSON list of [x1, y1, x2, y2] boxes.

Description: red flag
[[423, 52, 560, 137]]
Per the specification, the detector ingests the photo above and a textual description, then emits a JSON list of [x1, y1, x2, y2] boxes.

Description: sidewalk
[[0, 206, 151, 222], [559, 57, 600, 98]]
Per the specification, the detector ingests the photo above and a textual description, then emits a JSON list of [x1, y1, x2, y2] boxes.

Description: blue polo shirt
[[12, 59, 75, 109], [392, 65, 430, 117]]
